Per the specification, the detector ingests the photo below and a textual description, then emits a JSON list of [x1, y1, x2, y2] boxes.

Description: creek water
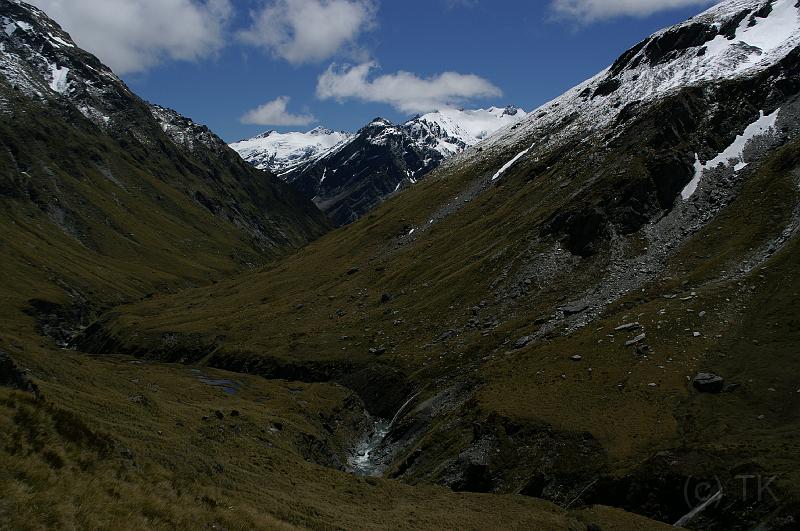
[[348, 418, 390, 476], [347, 392, 419, 477]]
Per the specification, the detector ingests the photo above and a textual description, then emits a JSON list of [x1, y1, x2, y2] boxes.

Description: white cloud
[[316, 62, 502, 113], [28, 0, 232, 74], [550, 0, 718, 23], [238, 0, 377, 65], [240, 96, 317, 126]]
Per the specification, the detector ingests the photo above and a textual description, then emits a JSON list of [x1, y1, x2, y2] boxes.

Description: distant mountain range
[[231, 107, 527, 225]]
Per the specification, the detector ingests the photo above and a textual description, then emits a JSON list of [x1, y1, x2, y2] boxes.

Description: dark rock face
[[285, 119, 445, 226], [643, 23, 719, 66], [401, 411, 609, 506], [605, 22, 719, 82], [547, 207, 609, 257], [609, 39, 649, 77], [749, 2, 773, 23], [646, 155, 696, 210], [541, 46, 800, 258], [593, 78, 622, 98], [336, 364, 415, 419], [719, 10, 751, 39], [451, 463, 494, 493]]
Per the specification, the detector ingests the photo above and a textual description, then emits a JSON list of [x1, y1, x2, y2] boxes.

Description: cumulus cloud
[[238, 0, 377, 65], [550, 0, 718, 23], [28, 0, 232, 74], [316, 62, 502, 113], [240, 97, 317, 126]]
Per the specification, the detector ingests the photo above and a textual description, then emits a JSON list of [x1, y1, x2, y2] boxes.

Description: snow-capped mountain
[[232, 106, 527, 225], [230, 127, 353, 174], [477, 0, 800, 165], [405, 106, 528, 157], [284, 117, 443, 226], [0, 0, 130, 126], [412, 0, 799, 260]]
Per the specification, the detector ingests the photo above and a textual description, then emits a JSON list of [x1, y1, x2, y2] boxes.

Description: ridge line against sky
[[26, 0, 720, 141]]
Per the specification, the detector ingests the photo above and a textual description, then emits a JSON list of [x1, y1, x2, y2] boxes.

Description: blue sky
[[31, 0, 719, 142]]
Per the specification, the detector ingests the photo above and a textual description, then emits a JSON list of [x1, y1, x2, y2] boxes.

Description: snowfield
[[406, 106, 528, 157], [230, 127, 353, 174]]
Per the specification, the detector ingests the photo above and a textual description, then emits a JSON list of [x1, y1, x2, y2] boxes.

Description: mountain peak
[[230, 127, 353, 174], [406, 106, 529, 157], [367, 117, 394, 127], [308, 126, 335, 135], [482, 0, 800, 155], [0, 0, 128, 127]]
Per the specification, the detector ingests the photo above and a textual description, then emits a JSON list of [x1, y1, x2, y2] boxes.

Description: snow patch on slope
[[492, 144, 533, 181], [48, 63, 69, 94], [47, 33, 73, 48], [682, 108, 780, 199]]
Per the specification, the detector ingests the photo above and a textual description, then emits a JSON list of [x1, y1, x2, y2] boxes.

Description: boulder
[[514, 336, 532, 349], [560, 303, 589, 316], [625, 333, 646, 346], [438, 330, 457, 341], [693, 372, 725, 393]]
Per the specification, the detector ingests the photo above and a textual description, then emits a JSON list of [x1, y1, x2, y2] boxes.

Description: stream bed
[[346, 392, 420, 477], [347, 418, 390, 476]]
